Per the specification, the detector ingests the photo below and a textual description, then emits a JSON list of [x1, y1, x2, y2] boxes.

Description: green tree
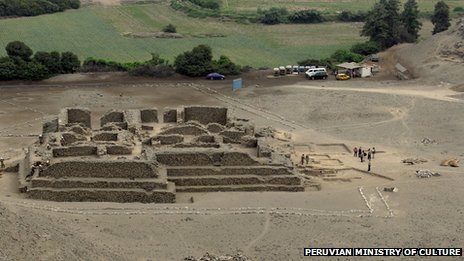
[[60, 51, 80, 73], [260, 7, 288, 25], [361, 1, 390, 49], [0, 57, 18, 80], [384, 0, 401, 47], [401, 0, 421, 42], [5, 41, 33, 61], [163, 24, 177, 33], [330, 49, 364, 63], [174, 45, 213, 76], [432, 1, 451, 34], [212, 55, 241, 75], [350, 41, 381, 55], [33, 51, 61, 74]]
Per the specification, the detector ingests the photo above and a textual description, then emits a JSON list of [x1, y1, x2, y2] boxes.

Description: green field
[[0, 0, 457, 67]]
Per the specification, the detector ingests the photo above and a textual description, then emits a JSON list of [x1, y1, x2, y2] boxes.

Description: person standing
[[360, 151, 364, 163], [0, 157, 4, 169], [358, 147, 362, 159], [353, 147, 358, 157], [372, 147, 376, 159], [301, 154, 305, 165], [367, 150, 372, 161], [305, 154, 309, 165], [368, 160, 371, 172]]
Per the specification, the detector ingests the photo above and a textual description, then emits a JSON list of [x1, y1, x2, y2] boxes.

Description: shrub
[[453, 7, 464, 12], [0, 0, 79, 17], [129, 64, 174, 77], [81, 57, 126, 72], [60, 51, 81, 73], [174, 45, 213, 76], [259, 7, 288, 25], [330, 49, 364, 63], [337, 11, 366, 22], [33, 51, 61, 74], [350, 41, 381, 55], [212, 55, 241, 75], [188, 0, 221, 10], [6, 41, 33, 61], [163, 24, 177, 33], [288, 10, 324, 23]]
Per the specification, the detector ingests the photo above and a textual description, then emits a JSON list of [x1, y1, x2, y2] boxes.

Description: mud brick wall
[[221, 152, 259, 165], [62, 132, 87, 146], [163, 108, 177, 123], [100, 111, 124, 127], [106, 145, 132, 155], [159, 125, 208, 136], [156, 152, 213, 166], [93, 132, 118, 141], [220, 130, 246, 143], [206, 123, 225, 133], [141, 109, 158, 123], [67, 108, 91, 128], [167, 166, 294, 177], [27, 188, 175, 203], [152, 135, 184, 145], [257, 139, 272, 158], [43, 117, 58, 134], [156, 151, 259, 166], [184, 106, 227, 125], [52, 146, 97, 157], [194, 135, 215, 143], [40, 161, 158, 178], [168, 176, 301, 186]]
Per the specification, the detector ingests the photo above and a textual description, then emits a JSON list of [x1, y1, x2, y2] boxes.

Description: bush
[[81, 57, 127, 72], [60, 51, 81, 73], [330, 49, 364, 63], [453, 7, 464, 12], [288, 10, 324, 23], [174, 45, 213, 76], [259, 7, 288, 25], [337, 11, 366, 22], [129, 64, 174, 77], [33, 51, 61, 74], [188, 0, 221, 10], [6, 41, 33, 61], [212, 55, 241, 75], [298, 58, 334, 70], [163, 24, 177, 33], [350, 41, 381, 55], [0, 0, 80, 17]]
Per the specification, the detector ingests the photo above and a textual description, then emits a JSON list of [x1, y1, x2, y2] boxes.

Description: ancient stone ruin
[[18, 106, 303, 203]]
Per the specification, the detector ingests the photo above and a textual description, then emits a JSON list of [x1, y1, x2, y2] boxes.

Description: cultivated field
[[0, 0, 454, 67]]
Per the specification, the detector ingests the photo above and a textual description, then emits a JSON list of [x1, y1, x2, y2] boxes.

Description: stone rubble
[[415, 169, 441, 178]]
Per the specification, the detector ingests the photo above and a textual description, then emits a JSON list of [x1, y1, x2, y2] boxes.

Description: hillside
[[396, 17, 464, 85]]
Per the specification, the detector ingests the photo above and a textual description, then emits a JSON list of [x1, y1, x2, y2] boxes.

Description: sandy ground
[[0, 64, 463, 260]]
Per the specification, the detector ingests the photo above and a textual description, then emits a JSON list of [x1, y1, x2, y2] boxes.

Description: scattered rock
[[383, 187, 398, 192], [402, 158, 427, 165], [416, 169, 440, 178], [184, 252, 250, 261], [441, 159, 460, 167], [421, 137, 436, 145]]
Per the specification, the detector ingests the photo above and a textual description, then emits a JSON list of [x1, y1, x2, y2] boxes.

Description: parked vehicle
[[206, 73, 225, 80], [336, 73, 351, 80], [305, 68, 328, 79]]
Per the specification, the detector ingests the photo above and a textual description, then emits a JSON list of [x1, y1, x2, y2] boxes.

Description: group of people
[[300, 154, 310, 165], [353, 147, 376, 171]]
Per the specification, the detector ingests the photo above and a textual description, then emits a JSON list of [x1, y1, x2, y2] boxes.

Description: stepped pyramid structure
[[19, 106, 303, 203]]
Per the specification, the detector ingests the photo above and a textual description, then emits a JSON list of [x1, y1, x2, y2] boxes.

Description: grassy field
[[0, 0, 455, 67], [223, 0, 464, 14]]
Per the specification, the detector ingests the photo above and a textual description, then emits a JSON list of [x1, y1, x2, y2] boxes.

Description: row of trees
[[0, 41, 80, 80], [362, 0, 451, 49], [0, 0, 80, 17], [0, 41, 242, 81]]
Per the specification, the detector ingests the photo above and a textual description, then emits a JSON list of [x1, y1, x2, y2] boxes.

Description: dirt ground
[[1, 44, 464, 260]]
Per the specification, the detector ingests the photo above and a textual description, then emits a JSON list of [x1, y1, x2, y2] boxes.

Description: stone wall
[[257, 139, 272, 158], [52, 146, 98, 157], [167, 166, 294, 176], [40, 161, 158, 178], [220, 129, 246, 144], [66, 108, 91, 128], [183, 106, 227, 125], [100, 111, 124, 127], [163, 108, 177, 123], [62, 132, 87, 146], [159, 125, 208, 136], [141, 109, 158, 123], [152, 135, 184, 145], [206, 123, 225, 133], [42, 117, 58, 134], [93, 132, 118, 141], [106, 145, 132, 155], [155, 151, 259, 166]]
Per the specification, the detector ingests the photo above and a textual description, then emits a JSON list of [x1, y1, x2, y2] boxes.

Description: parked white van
[[305, 68, 328, 79]]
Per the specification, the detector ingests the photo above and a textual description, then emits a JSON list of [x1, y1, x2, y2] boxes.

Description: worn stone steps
[[166, 166, 294, 177], [27, 183, 176, 203], [168, 175, 301, 186], [31, 177, 169, 190], [175, 184, 304, 192]]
